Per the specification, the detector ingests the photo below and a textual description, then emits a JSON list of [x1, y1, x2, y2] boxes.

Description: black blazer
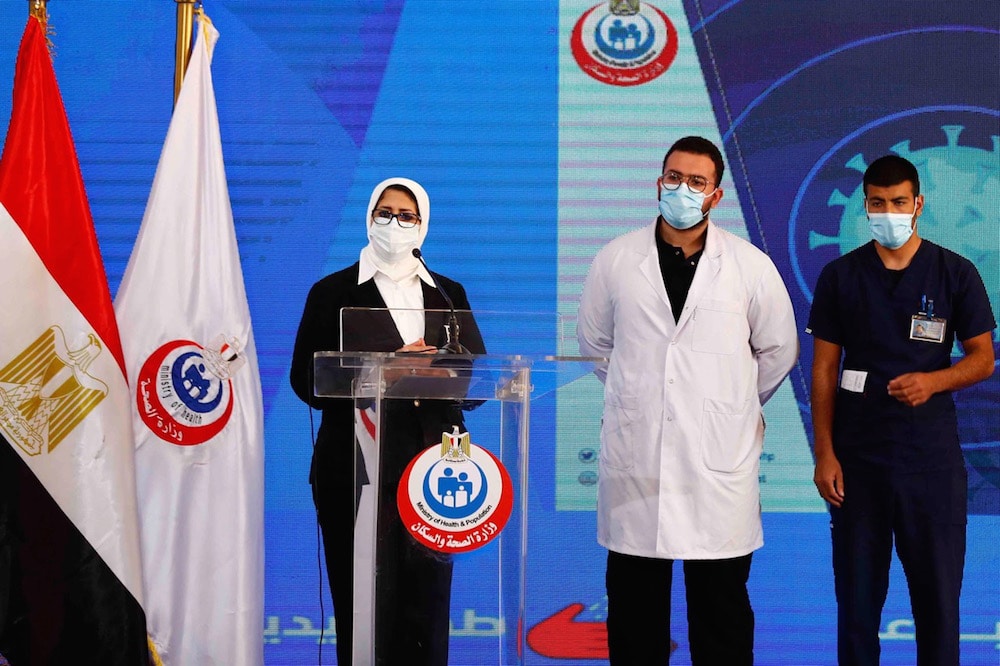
[[289, 262, 486, 504]]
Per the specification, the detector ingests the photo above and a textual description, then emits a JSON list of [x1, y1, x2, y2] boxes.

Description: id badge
[[910, 314, 946, 343]]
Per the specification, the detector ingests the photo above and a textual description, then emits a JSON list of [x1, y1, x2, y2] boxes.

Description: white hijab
[[359, 177, 431, 282]]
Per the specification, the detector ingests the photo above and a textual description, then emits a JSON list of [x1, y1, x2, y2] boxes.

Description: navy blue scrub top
[[807, 240, 996, 470]]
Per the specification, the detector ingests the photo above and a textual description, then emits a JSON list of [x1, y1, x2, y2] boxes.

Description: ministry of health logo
[[136, 334, 246, 446], [571, 0, 678, 86], [397, 427, 514, 553]]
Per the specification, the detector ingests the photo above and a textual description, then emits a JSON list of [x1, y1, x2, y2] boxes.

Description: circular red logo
[[397, 441, 514, 554], [135, 340, 234, 446], [570, 3, 679, 86]]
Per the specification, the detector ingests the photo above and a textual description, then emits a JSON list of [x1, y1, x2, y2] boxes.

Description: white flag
[[114, 15, 264, 665]]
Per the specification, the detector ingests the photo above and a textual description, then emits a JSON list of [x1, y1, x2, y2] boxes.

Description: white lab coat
[[578, 221, 798, 559]]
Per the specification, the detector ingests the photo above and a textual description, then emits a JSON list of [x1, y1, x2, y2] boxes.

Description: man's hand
[[887, 372, 937, 407], [887, 332, 995, 406], [814, 452, 845, 508]]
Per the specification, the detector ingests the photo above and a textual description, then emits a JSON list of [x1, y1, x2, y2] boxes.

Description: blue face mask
[[658, 186, 711, 230], [867, 206, 915, 250]]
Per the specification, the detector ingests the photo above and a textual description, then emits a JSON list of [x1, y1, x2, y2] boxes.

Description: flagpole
[[173, 0, 197, 106], [28, 0, 47, 23]]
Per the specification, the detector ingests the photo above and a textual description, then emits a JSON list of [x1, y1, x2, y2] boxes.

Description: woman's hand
[[385, 338, 452, 381], [398, 338, 437, 354]]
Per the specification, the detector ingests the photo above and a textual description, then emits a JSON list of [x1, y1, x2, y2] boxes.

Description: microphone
[[411, 248, 469, 354]]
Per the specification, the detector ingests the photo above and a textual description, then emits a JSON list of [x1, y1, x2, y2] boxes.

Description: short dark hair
[[663, 136, 725, 185], [863, 155, 920, 196]]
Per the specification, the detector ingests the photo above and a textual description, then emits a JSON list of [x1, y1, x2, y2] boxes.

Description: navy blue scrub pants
[[606, 550, 754, 665], [831, 464, 967, 666]]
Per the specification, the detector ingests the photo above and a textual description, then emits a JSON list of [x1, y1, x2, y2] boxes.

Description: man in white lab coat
[[578, 136, 798, 664]]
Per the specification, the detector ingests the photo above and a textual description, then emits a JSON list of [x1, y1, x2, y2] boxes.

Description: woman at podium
[[290, 177, 485, 665]]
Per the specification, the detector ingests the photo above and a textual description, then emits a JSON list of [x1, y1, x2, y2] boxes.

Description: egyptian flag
[[0, 15, 148, 664]]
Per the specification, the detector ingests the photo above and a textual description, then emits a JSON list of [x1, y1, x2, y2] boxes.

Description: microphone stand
[[411, 248, 469, 354]]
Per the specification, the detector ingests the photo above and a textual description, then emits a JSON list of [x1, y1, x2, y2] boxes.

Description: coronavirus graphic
[[802, 123, 1000, 511], [815, 125, 1000, 338]]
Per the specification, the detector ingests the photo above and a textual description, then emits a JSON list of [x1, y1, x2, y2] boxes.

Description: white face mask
[[369, 219, 421, 264]]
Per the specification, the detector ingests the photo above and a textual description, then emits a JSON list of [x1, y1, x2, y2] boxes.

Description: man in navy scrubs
[[807, 154, 996, 665]]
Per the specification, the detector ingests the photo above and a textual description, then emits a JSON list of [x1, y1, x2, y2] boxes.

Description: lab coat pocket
[[700, 397, 762, 474], [600, 390, 639, 471], [691, 299, 743, 355]]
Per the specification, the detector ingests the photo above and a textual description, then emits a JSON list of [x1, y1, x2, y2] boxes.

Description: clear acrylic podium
[[312, 309, 602, 666]]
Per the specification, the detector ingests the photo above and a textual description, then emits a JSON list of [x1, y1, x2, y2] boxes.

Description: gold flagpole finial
[[29, 0, 48, 24], [29, 0, 55, 54]]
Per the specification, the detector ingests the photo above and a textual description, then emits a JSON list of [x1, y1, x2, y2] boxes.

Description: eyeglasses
[[659, 170, 714, 194], [372, 208, 421, 229]]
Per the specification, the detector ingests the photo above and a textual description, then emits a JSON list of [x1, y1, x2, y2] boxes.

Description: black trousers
[[313, 405, 455, 666], [312, 440, 357, 666], [832, 464, 966, 666], [314, 457, 453, 666], [372, 496, 453, 666], [606, 550, 754, 665]]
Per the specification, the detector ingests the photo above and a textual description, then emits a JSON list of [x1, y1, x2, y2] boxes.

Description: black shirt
[[654, 224, 703, 323]]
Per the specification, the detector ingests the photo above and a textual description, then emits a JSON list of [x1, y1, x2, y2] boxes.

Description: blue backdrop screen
[[1, 1, 996, 663]]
